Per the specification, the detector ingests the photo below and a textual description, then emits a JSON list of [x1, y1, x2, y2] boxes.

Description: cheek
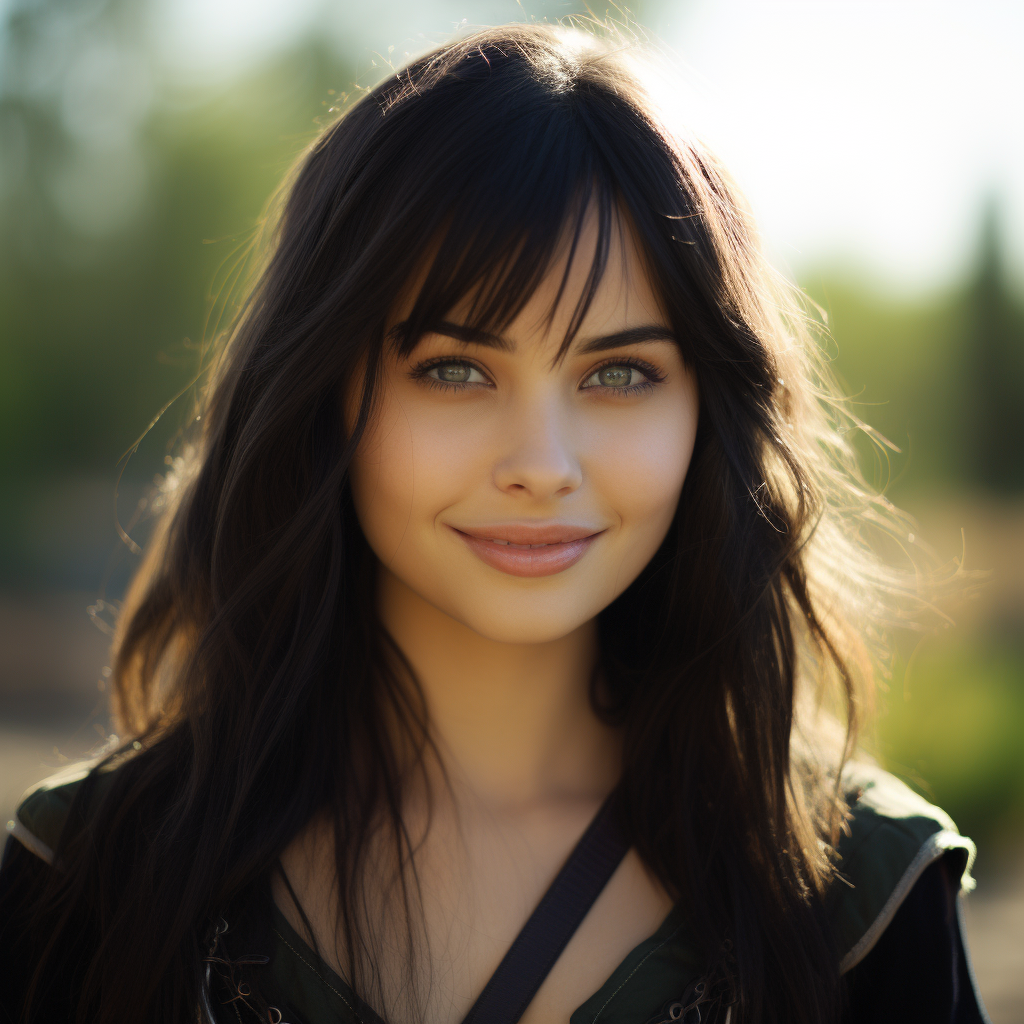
[[348, 391, 416, 560], [348, 393, 487, 559], [586, 390, 697, 539]]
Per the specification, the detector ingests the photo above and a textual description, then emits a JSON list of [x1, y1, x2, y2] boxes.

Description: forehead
[[507, 204, 666, 345], [390, 200, 668, 355]]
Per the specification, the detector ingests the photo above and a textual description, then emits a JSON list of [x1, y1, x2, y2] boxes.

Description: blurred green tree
[[0, 0, 355, 482], [803, 200, 1024, 502], [963, 194, 1024, 493]]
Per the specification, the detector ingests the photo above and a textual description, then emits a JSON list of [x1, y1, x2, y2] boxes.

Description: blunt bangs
[[304, 27, 686, 366], [379, 78, 622, 359], [394, 175, 619, 363]]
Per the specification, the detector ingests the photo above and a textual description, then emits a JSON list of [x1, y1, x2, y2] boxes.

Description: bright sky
[[652, 0, 1024, 291], [148, 0, 1024, 292]]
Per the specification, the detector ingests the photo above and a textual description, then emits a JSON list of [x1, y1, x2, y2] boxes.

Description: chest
[[274, 812, 674, 1024]]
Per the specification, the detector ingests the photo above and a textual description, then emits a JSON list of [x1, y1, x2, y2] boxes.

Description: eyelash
[[409, 356, 666, 396], [584, 357, 666, 396], [410, 358, 491, 393]]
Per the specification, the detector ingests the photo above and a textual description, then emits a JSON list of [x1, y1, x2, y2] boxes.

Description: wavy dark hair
[[21, 21, 910, 1024]]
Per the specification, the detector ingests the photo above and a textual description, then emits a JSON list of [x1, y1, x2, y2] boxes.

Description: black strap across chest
[[459, 792, 629, 1024]]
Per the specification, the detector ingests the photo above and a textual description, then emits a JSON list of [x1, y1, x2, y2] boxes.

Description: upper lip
[[452, 523, 604, 546]]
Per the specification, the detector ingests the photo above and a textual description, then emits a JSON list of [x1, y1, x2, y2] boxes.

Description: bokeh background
[[1, 0, 1021, 1017]]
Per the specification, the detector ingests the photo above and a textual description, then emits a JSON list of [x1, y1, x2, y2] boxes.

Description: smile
[[449, 524, 604, 578]]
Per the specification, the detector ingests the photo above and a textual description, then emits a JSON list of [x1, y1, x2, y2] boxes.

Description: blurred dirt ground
[[961, 869, 1024, 1024]]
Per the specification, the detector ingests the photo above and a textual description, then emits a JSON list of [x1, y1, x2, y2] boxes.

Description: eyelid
[[408, 354, 667, 392], [409, 355, 494, 386], [580, 355, 666, 388]]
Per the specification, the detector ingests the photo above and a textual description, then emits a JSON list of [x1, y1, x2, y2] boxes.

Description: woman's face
[[348, 213, 699, 645]]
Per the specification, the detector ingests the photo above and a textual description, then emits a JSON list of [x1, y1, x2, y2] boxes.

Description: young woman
[[0, 23, 987, 1024]]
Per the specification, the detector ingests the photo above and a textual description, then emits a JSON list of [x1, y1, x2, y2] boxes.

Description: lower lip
[[453, 530, 600, 577]]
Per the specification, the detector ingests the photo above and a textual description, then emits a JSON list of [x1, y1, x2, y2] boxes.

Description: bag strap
[[460, 792, 629, 1024]]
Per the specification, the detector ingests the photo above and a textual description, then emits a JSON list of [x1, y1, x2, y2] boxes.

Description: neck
[[377, 567, 621, 809]]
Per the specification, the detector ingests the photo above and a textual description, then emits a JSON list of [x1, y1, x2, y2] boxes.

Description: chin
[[450, 597, 595, 646]]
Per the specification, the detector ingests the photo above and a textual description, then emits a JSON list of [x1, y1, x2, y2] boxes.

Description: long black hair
[[23, 22, 908, 1023]]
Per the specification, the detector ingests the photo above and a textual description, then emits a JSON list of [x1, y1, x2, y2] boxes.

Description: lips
[[450, 523, 604, 578]]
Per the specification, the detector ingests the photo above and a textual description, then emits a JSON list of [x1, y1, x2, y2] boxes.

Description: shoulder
[[6, 760, 118, 866], [828, 760, 976, 973]]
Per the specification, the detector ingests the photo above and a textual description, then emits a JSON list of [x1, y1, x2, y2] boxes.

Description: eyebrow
[[576, 325, 679, 354], [418, 320, 678, 354]]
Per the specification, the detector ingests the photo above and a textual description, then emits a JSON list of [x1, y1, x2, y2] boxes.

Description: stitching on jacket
[[589, 923, 684, 1023], [273, 928, 364, 1023]]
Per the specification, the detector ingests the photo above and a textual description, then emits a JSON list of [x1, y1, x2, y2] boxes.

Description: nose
[[492, 395, 583, 500]]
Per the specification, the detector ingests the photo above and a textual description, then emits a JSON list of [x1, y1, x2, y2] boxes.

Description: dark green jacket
[[4, 760, 982, 1023]]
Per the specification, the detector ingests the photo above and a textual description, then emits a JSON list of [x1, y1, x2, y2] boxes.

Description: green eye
[[597, 365, 634, 388], [582, 360, 662, 394], [418, 360, 488, 388], [434, 363, 472, 383]]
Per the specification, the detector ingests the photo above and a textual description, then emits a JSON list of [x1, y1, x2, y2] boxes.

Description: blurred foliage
[[804, 209, 1024, 499], [805, 228, 1024, 859], [0, 3, 354, 482], [0, 0, 1023, 854], [879, 633, 1024, 856]]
